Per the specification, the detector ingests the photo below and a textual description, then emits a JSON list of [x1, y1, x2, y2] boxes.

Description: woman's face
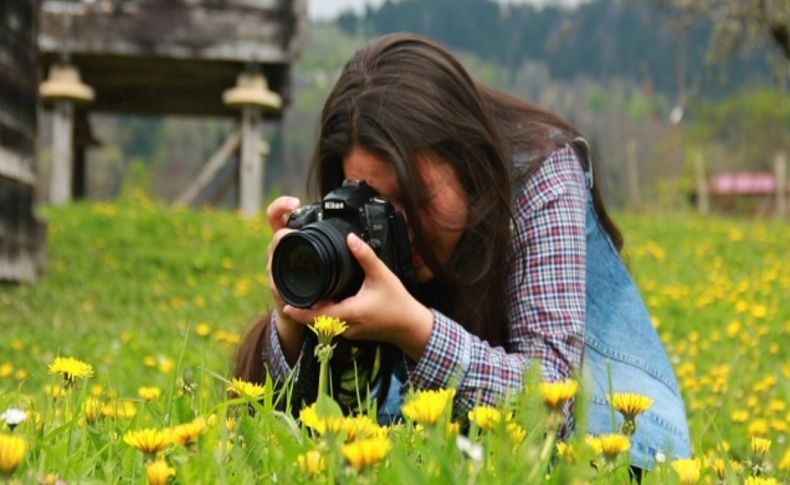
[[342, 145, 468, 282]]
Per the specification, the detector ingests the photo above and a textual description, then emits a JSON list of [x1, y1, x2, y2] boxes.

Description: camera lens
[[272, 219, 363, 308]]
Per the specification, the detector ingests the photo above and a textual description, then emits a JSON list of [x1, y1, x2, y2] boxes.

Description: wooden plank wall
[[0, 0, 46, 282]]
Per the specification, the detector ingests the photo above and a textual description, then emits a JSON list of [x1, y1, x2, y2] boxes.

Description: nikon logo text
[[325, 201, 344, 210]]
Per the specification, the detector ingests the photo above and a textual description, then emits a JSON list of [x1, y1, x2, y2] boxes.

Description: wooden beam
[[40, 1, 292, 63], [173, 128, 241, 206]]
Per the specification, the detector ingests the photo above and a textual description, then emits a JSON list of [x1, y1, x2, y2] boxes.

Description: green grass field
[[1, 190, 788, 483]]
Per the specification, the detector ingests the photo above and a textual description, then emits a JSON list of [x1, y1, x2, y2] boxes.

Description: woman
[[235, 33, 689, 469]]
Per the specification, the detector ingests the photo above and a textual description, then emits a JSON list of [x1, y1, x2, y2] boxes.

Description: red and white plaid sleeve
[[405, 144, 587, 417]]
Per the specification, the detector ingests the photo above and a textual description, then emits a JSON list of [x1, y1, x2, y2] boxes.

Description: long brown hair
[[234, 33, 622, 388]]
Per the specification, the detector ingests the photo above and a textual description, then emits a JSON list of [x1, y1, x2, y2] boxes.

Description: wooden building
[[1, 0, 46, 282], [0, 0, 304, 282], [38, 0, 306, 213]]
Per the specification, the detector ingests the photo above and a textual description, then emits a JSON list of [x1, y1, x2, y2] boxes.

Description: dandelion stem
[[318, 358, 329, 397]]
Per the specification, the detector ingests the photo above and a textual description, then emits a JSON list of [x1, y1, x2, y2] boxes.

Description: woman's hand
[[266, 195, 305, 365], [283, 233, 434, 362]]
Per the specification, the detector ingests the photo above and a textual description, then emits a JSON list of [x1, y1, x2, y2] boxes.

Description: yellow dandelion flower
[[42, 473, 63, 485], [750, 437, 771, 458], [598, 434, 631, 460], [297, 404, 347, 436], [768, 399, 786, 413], [90, 384, 104, 397], [340, 415, 381, 442], [744, 478, 779, 485], [731, 409, 749, 423], [770, 420, 788, 433], [0, 433, 26, 475], [48, 357, 94, 385], [341, 436, 392, 470], [750, 304, 768, 319], [309, 315, 348, 345], [146, 459, 175, 485], [778, 447, 790, 472], [195, 323, 211, 337], [725, 320, 741, 338], [82, 397, 103, 424], [556, 442, 575, 462], [138, 386, 161, 402], [711, 458, 725, 479], [171, 417, 207, 446], [102, 400, 137, 420], [506, 422, 526, 443], [0, 363, 13, 378], [467, 406, 502, 430], [401, 389, 455, 426], [609, 393, 653, 419], [585, 435, 603, 455], [538, 379, 578, 409], [157, 357, 173, 375], [298, 404, 325, 433], [748, 419, 769, 437], [226, 378, 266, 400], [671, 458, 701, 484], [225, 417, 237, 433], [123, 428, 171, 456], [44, 385, 66, 400], [213, 330, 240, 345], [297, 450, 325, 475]]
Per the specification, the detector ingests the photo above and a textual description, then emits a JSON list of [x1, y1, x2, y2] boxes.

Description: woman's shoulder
[[514, 144, 588, 213]]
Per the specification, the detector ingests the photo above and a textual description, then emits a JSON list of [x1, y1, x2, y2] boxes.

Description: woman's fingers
[[347, 233, 387, 279], [266, 196, 300, 230]]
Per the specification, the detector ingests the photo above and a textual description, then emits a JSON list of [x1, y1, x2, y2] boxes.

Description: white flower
[[655, 451, 666, 463], [456, 435, 483, 462], [1, 408, 27, 427]]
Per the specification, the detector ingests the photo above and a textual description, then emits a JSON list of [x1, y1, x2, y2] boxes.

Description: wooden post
[[626, 138, 641, 210], [694, 152, 709, 216], [239, 105, 263, 218], [776, 152, 787, 219], [223, 71, 280, 217], [41, 64, 94, 205], [50, 100, 74, 205]]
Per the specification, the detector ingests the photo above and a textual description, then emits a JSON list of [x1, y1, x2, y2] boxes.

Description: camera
[[272, 180, 416, 308]]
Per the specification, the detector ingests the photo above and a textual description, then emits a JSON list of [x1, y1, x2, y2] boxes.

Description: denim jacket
[[582, 188, 690, 468], [376, 151, 690, 469]]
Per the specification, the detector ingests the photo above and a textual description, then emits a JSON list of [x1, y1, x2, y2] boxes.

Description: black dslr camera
[[272, 180, 416, 308]]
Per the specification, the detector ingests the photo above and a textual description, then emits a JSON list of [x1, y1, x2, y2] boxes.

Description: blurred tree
[[660, 0, 789, 60], [685, 88, 790, 169]]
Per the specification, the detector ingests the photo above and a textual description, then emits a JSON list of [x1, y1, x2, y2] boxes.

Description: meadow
[[0, 189, 788, 484]]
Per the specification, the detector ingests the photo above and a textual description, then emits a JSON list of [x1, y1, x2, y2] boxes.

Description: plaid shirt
[[263, 144, 587, 418]]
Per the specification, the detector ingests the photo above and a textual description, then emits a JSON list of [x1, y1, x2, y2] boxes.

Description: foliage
[[0, 200, 788, 482], [338, 0, 778, 97], [684, 88, 790, 170]]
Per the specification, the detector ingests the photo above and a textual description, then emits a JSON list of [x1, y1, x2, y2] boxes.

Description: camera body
[[272, 180, 415, 308]]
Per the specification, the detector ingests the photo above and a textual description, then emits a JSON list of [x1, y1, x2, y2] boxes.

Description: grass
[[0, 189, 787, 483]]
